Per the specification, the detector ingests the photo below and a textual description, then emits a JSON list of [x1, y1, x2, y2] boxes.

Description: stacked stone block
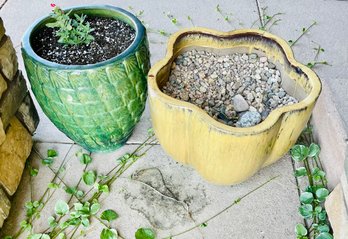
[[0, 17, 39, 227]]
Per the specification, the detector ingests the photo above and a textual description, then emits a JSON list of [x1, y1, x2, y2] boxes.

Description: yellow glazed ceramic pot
[[148, 28, 321, 184]]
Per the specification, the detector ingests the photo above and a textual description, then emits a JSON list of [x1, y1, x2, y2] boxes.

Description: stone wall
[[0, 17, 39, 227]]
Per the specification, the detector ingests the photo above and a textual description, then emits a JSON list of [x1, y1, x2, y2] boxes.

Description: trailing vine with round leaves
[[291, 125, 333, 239]]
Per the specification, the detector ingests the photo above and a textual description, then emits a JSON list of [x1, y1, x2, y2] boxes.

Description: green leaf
[[48, 149, 58, 157], [98, 184, 109, 193], [316, 232, 333, 239], [81, 217, 90, 228], [300, 192, 313, 204], [48, 216, 58, 228], [315, 206, 323, 213], [57, 233, 66, 239], [28, 234, 51, 239], [54, 200, 69, 216], [20, 220, 32, 230], [316, 188, 329, 202], [317, 225, 330, 233], [299, 204, 313, 219], [30, 167, 39, 177], [135, 228, 155, 239], [200, 222, 208, 227], [76, 190, 84, 198], [308, 143, 320, 157], [312, 167, 326, 181], [291, 145, 309, 161], [3, 236, 13, 239], [42, 157, 54, 166], [90, 203, 101, 215], [295, 167, 307, 177], [295, 223, 307, 236], [83, 171, 97, 186], [100, 228, 118, 239], [318, 210, 327, 221], [80, 154, 92, 165], [48, 183, 59, 189], [100, 209, 119, 222], [64, 186, 77, 195]]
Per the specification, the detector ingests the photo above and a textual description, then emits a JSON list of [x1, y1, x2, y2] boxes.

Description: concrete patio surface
[[1, 0, 348, 238]]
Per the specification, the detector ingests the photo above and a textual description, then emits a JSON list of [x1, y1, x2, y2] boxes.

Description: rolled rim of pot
[[148, 27, 322, 135], [21, 5, 145, 69]]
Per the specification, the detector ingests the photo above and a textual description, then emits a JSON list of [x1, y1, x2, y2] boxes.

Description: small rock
[[199, 86, 207, 93], [260, 56, 268, 63], [261, 109, 270, 120], [268, 62, 276, 69], [236, 111, 262, 127], [233, 94, 249, 112], [249, 53, 258, 59]]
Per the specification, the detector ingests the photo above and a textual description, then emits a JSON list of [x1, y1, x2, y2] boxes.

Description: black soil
[[31, 16, 136, 65]]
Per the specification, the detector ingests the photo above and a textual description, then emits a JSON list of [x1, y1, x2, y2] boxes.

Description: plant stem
[[255, 0, 265, 28], [163, 175, 279, 239], [290, 21, 317, 47], [11, 145, 74, 239], [304, 158, 314, 188]]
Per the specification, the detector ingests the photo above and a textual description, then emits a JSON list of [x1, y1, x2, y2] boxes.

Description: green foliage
[[295, 167, 307, 177], [46, 5, 94, 45], [200, 222, 208, 227], [63, 186, 84, 198], [28, 234, 51, 239], [80, 153, 92, 165], [299, 204, 313, 219], [48, 182, 59, 189], [96, 183, 110, 193], [7, 134, 157, 239], [42, 149, 58, 166], [48, 216, 58, 228], [100, 209, 119, 222], [29, 167, 39, 177], [316, 188, 329, 202], [300, 192, 314, 204], [55, 200, 69, 216], [25, 200, 42, 218], [292, 126, 332, 239], [295, 223, 307, 237], [135, 228, 156, 239], [83, 171, 97, 185], [316, 232, 333, 239], [20, 220, 32, 231], [100, 228, 118, 239], [291, 145, 309, 161]]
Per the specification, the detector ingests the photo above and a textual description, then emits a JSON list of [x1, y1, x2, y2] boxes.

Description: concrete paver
[[0, 143, 302, 238]]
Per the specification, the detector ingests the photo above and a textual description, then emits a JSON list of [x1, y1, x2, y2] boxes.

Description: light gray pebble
[[260, 56, 268, 63], [233, 94, 249, 112], [236, 111, 262, 127]]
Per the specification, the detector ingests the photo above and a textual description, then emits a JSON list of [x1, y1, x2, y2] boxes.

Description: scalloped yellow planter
[[148, 28, 321, 184]]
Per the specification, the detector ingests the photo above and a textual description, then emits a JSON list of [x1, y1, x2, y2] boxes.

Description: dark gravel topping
[[31, 16, 136, 65]]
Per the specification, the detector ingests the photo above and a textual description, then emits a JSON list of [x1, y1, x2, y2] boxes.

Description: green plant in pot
[[21, 5, 150, 152]]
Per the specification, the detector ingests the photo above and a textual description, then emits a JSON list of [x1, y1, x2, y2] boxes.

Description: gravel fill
[[162, 49, 298, 127], [31, 16, 136, 65]]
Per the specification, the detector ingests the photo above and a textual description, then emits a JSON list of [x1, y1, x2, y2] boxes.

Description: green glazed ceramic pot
[[22, 5, 150, 152]]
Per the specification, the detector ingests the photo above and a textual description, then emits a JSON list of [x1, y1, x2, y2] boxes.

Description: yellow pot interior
[[148, 28, 321, 184]]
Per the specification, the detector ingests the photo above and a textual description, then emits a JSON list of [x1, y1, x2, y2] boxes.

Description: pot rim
[[148, 28, 322, 134], [21, 5, 145, 69]]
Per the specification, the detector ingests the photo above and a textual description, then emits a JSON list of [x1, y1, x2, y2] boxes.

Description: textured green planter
[[22, 5, 150, 152]]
